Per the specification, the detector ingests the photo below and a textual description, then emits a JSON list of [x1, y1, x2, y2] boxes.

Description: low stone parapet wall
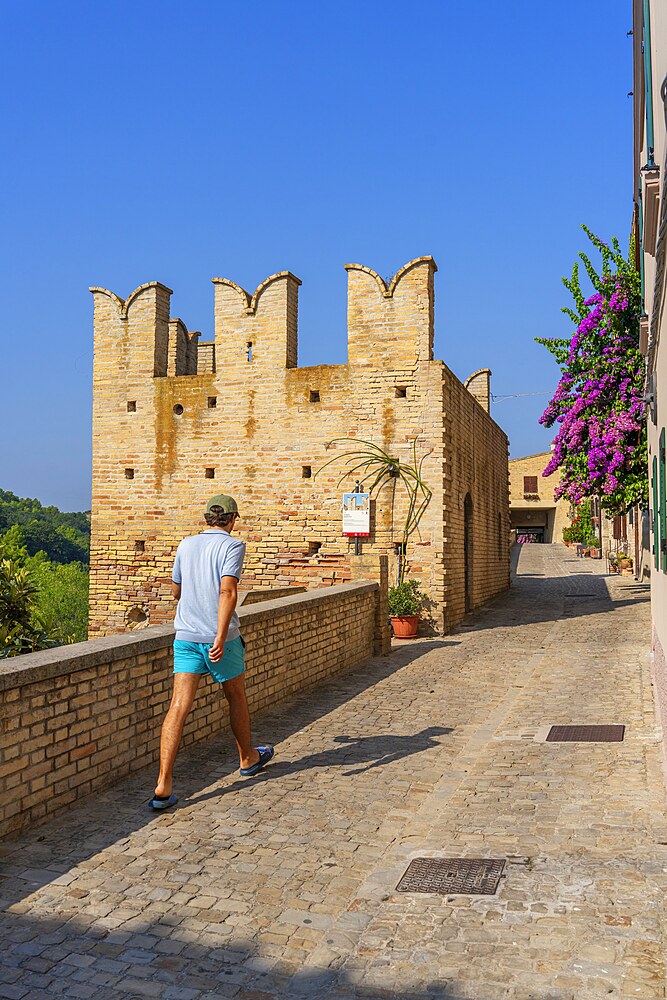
[[0, 581, 387, 839]]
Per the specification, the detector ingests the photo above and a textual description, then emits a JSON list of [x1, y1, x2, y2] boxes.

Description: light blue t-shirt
[[172, 530, 245, 644]]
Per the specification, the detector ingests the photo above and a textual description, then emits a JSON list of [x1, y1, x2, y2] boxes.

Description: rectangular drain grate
[[546, 725, 625, 742], [565, 593, 596, 598], [396, 857, 505, 895]]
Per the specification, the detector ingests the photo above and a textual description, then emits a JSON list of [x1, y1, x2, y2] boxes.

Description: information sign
[[342, 492, 370, 537]]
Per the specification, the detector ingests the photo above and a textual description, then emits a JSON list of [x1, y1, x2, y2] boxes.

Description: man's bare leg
[[222, 674, 260, 771], [154, 672, 201, 797]]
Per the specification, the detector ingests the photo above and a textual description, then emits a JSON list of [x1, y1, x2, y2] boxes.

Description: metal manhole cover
[[546, 725, 625, 742], [396, 857, 505, 895]]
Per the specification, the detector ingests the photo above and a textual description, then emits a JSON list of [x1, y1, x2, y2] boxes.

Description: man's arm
[[209, 576, 238, 663], [171, 582, 181, 600]]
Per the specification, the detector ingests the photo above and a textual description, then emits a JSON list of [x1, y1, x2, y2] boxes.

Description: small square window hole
[[205, 467, 215, 479], [135, 540, 145, 553], [127, 400, 137, 412], [207, 396, 217, 408], [125, 468, 135, 479], [309, 390, 320, 403], [308, 541, 322, 555], [395, 386, 407, 398], [302, 466, 312, 478]]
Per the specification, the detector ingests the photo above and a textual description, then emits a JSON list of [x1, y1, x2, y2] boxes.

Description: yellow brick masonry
[[89, 257, 510, 637], [0, 582, 382, 840], [509, 452, 571, 543]]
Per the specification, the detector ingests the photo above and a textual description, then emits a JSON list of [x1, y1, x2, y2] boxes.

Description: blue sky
[[0, 0, 634, 511]]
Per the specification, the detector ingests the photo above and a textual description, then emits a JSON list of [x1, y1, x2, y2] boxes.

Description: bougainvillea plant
[[536, 226, 648, 515]]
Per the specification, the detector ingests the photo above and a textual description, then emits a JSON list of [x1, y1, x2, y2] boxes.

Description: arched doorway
[[464, 493, 473, 613]]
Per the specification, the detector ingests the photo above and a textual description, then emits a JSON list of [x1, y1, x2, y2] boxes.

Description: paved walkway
[[1, 545, 665, 1000]]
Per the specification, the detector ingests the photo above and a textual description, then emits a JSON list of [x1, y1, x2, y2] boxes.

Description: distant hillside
[[0, 489, 90, 564]]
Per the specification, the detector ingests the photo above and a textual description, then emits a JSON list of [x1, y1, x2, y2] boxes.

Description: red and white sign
[[342, 492, 370, 537]]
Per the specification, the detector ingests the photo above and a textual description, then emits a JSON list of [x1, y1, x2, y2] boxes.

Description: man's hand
[[209, 635, 225, 662], [209, 576, 238, 663]]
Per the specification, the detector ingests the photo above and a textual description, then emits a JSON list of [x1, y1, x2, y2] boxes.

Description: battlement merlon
[[167, 318, 200, 377], [212, 271, 301, 371], [90, 282, 173, 379], [345, 256, 437, 368], [464, 368, 492, 413], [90, 256, 440, 381]]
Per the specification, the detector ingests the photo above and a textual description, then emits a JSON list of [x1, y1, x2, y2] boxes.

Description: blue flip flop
[[148, 792, 178, 811], [240, 745, 275, 777]]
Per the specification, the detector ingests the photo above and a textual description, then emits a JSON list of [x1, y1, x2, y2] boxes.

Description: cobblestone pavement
[[1, 545, 665, 1000]]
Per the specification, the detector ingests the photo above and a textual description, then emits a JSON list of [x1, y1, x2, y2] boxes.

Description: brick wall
[[89, 256, 509, 637], [0, 582, 385, 840], [442, 371, 511, 627]]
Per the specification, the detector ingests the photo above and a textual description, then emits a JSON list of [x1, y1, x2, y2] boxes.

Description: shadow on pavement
[[454, 572, 649, 634], [0, 908, 503, 1000], [0, 640, 458, 907], [189, 726, 455, 805]]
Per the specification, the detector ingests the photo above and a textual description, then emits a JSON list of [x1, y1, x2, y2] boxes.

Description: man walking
[[149, 494, 274, 810]]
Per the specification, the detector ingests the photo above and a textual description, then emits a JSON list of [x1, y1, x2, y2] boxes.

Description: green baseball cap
[[206, 494, 239, 515]]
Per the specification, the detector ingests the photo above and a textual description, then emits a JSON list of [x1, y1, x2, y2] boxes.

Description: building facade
[[509, 452, 571, 543], [633, 1, 667, 757], [88, 257, 510, 637]]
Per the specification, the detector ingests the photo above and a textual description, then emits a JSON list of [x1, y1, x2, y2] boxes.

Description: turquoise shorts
[[173, 636, 245, 684]]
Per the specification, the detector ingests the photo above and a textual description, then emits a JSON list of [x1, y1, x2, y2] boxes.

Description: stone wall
[[89, 257, 510, 637], [0, 582, 386, 840]]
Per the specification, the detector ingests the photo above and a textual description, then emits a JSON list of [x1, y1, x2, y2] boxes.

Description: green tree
[[0, 489, 89, 564]]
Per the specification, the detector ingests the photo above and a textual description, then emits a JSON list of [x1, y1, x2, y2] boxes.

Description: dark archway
[[464, 492, 473, 613]]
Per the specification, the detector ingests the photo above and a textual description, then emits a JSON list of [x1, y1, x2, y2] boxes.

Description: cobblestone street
[[1, 545, 665, 1000]]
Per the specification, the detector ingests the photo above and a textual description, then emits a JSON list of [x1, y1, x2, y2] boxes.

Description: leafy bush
[[388, 580, 424, 617], [0, 528, 89, 654], [31, 560, 89, 644], [562, 502, 595, 544], [0, 557, 61, 657]]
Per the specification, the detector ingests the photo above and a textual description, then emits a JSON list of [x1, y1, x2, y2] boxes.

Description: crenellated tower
[[88, 257, 509, 637]]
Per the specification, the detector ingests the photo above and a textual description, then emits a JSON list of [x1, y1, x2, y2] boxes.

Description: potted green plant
[[587, 536, 600, 558], [619, 554, 634, 575], [316, 439, 432, 635], [387, 579, 424, 638]]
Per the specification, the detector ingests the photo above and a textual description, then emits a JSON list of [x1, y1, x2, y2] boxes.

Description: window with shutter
[[523, 476, 538, 494]]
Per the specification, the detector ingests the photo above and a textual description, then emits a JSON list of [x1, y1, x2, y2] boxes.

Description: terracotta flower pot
[[390, 615, 419, 638]]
